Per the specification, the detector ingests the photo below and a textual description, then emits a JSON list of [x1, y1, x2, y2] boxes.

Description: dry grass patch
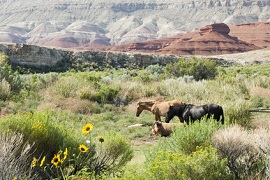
[[56, 98, 96, 114], [36, 102, 59, 111], [0, 132, 34, 179], [212, 125, 270, 179], [250, 113, 270, 129], [249, 87, 270, 99]]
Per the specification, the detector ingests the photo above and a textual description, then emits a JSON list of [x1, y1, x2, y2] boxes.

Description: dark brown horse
[[165, 103, 224, 125], [136, 100, 184, 122]]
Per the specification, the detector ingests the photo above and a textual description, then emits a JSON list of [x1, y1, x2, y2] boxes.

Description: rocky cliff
[[0, 0, 270, 49], [0, 43, 187, 72]]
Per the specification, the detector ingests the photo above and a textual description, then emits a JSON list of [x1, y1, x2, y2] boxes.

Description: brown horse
[[136, 100, 155, 118], [136, 100, 184, 122]]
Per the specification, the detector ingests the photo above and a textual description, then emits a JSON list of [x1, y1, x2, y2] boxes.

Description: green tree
[[0, 52, 23, 95], [165, 57, 217, 81]]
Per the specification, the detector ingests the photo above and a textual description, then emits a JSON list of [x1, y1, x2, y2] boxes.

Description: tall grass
[[0, 132, 34, 180], [212, 124, 270, 179], [1, 58, 270, 179]]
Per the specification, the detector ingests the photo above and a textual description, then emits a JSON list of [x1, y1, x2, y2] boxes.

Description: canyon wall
[[0, 43, 186, 72], [0, 0, 269, 49]]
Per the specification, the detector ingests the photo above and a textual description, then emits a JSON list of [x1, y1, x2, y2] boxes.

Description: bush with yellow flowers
[[0, 110, 133, 179], [29, 122, 133, 179], [0, 110, 81, 161]]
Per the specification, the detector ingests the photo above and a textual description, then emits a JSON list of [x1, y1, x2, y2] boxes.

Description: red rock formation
[[105, 23, 261, 56], [230, 22, 270, 49], [199, 23, 230, 34]]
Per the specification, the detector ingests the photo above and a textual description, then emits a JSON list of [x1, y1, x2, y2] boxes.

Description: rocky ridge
[[0, 43, 185, 72], [103, 23, 262, 56], [230, 22, 270, 49], [1, 42, 269, 74], [0, 0, 270, 50]]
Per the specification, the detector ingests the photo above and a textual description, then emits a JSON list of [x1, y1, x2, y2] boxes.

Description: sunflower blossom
[[51, 154, 61, 167], [32, 157, 37, 167], [82, 123, 93, 134], [79, 144, 89, 153]]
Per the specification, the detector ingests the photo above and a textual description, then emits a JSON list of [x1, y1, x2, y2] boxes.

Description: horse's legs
[[155, 114, 161, 121], [178, 117, 185, 123], [185, 118, 190, 125]]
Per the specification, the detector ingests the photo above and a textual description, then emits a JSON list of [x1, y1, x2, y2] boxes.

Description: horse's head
[[165, 105, 175, 123], [136, 101, 155, 117], [136, 102, 144, 117], [151, 121, 163, 135]]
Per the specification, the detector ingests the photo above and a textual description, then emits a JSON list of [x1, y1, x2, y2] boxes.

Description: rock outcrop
[[0, 44, 73, 71], [0, 0, 269, 49], [199, 23, 230, 35], [0, 43, 187, 72], [230, 22, 270, 49], [106, 23, 261, 56]]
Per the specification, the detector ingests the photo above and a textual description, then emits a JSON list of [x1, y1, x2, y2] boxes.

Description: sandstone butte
[[86, 22, 270, 56]]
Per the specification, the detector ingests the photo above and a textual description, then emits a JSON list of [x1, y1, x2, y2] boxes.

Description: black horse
[[165, 103, 224, 125]]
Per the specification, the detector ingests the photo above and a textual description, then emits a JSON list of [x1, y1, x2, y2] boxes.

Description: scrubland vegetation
[[1, 52, 270, 179]]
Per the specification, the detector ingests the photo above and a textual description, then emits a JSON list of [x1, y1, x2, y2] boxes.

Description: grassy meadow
[[1, 53, 270, 179]]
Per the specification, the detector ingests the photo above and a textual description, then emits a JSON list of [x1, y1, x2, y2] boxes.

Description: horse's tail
[[219, 106, 225, 124]]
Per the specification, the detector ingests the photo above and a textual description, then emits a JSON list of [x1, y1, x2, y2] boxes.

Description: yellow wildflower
[[82, 123, 93, 134], [51, 154, 61, 167], [32, 157, 37, 167], [40, 156, 46, 167], [62, 148, 68, 162], [79, 144, 89, 153]]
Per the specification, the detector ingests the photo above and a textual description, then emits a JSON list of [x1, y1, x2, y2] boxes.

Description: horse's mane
[[180, 103, 194, 106], [138, 100, 156, 104]]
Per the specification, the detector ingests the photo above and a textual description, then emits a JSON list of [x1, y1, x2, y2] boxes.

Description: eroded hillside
[[0, 0, 269, 50]]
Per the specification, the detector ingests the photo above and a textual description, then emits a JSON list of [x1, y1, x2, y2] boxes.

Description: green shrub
[[0, 53, 23, 94], [0, 111, 81, 160], [30, 126, 133, 179], [0, 78, 11, 100], [123, 146, 232, 180], [250, 96, 270, 108], [93, 131, 134, 176], [79, 84, 96, 100], [250, 96, 264, 108], [165, 57, 217, 81], [72, 71, 102, 83], [145, 64, 164, 75], [89, 85, 119, 104], [148, 120, 223, 156], [0, 110, 133, 179], [136, 71, 153, 83], [255, 76, 270, 88], [225, 101, 252, 127], [54, 76, 80, 98], [134, 65, 166, 83], [24, 72, 60, 91]]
